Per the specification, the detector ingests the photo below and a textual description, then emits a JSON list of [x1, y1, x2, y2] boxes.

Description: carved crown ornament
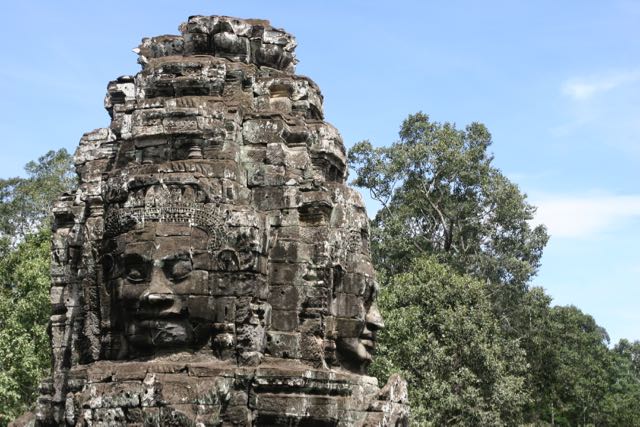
[[103, 182, 227, 250]]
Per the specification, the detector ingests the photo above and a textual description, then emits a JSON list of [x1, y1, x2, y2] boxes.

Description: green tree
[[0, 149, 75, 244], [613, 339, 640, 377], [348, 112, 548, 291], [371, 256, 529, 426], [349, 113, 551, 422], [0, 149, 75, 425], [545, 306, 611, 426], [0, 229, 52, 424], [349, 112, 640, 425], [600, 339, 640, 426], [516, 287, 558, 422]]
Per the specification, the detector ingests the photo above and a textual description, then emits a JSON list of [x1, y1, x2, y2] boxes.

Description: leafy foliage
[[0, 149, 75, 244], [371, 256, 528, 425], [601, 339, 640, 426], [547, 306, 611, 425], [348, 112, 548, 289], [349, 112, 640, 425], [613, 339, 640, 378], [0, 230, 52, 425], [0, 149, 75, 425]]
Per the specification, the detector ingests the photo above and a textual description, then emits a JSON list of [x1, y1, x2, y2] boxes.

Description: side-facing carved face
[[332, 272, 384, 372], [106, 222, 212, 355], [337, 304, 384, 365]]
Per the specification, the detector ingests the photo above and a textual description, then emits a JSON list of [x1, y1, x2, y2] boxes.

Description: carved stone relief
[[16, 15, 409, 427]]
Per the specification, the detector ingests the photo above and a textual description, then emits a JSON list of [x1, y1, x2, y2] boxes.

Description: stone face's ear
[[366, 303, 384, 331], [101, 253, 119, 296], [216, 248, 240, 271], [102, 253, 115, 278]]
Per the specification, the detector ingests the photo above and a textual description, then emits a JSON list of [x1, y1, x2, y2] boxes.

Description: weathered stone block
[[268, 285, 300, 310], [266, 331, 301, 359], [242, 118, 288, 144], [18, 14, 408, 427], [270, 309, 299, 331]]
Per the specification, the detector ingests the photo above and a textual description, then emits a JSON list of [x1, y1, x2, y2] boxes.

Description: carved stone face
[[333, 272, 384, 371], [106, 222, 212, 354], [337, 303, 384, 365]]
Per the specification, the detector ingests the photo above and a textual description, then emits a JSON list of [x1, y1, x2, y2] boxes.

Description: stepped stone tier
[[21, 15, 409, 426]]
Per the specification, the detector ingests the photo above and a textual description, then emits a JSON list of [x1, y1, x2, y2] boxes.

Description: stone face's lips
[[126, 318, 194, 347], [361, 338, 375, 349], [130, 318, 189, 330], [132, 311, 186, 321]]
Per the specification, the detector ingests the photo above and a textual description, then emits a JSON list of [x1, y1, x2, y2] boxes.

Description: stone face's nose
[[139, 263, 182, 315], [365, 303, 384, 331]]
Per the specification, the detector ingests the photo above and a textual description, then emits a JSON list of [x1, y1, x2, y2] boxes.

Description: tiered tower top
[[136, 15, 298, 73]]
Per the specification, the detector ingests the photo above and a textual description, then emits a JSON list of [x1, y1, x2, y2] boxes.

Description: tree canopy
[[371, 256, 528, 425], [0, 149, 75, 425], [0, 149, 75, 245], [348, 112, 548, 289], [349, 113, 640, 426], [0, 230, 52, 424]]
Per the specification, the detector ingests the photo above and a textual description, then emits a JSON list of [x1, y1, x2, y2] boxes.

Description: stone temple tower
[[18, 15, 409, 426]]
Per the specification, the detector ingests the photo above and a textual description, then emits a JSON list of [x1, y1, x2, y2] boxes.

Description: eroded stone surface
[[15, 15, 408, 426]]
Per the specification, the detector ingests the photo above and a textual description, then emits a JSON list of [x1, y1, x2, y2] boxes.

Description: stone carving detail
[[19, 15, 408, 426]]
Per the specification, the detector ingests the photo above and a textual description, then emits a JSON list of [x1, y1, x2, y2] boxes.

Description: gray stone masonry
[[12, 15, 409, 427]]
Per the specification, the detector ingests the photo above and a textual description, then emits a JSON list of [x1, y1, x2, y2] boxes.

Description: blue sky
[[1, 1, 638, 343]]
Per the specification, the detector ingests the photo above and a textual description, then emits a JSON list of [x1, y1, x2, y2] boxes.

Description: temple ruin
[[18, 15, 409, 426]]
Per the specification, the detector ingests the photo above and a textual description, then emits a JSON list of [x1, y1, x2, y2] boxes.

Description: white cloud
[[554, 68, 640, 152], [532, 194, 640, 238], [562, 69, 640, 100]]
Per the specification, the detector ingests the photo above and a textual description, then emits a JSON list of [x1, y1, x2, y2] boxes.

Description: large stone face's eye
[[124, 254, 150, 283], [164, 255, 192, 281], [370, 284, 378, 301], [363, 281, 375, 303]]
